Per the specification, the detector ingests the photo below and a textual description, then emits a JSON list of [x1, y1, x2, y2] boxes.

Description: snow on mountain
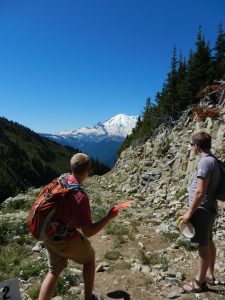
[[41, 114, 138, 167], [104, 114, 138, 137], [57, 114, 137, 139], [58, 123, 106, 138]]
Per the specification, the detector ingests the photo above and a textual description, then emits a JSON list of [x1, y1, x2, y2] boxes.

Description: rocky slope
[[2, 106, 225, 300], [100, 106, 225, 204]]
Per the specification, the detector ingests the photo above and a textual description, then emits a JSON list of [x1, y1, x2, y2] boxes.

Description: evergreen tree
[[91, 158, 111, 175], [155, 46, 179, 120], [214, 22, 225, 79], [118, 25, 222, 157], [184, 27, 213, 103], [167, 46, 179, 117], [177, 51, 188, 110], [140, 97, 152, 138]]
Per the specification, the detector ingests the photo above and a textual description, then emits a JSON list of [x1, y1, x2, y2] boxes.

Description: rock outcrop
[[97, 105, 225, 246], [100, 106, 225, 204]]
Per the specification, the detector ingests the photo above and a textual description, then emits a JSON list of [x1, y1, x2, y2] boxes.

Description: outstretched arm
[[80, 208, 118, 237]]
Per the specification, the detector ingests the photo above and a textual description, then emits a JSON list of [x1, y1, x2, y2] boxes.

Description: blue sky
[[0, 0, 225, 133]]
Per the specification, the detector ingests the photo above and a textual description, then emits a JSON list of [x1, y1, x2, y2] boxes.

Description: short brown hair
[[192, 131, 211, 150], [70, 153, 91, 174]]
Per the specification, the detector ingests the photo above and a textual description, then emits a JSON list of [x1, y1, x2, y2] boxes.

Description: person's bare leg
[[183, 244, 209, 292], [206, 240, 216, 279], [38, 271, 60, 300], [196, 244, 210, 282], [83, 258, 95, 300]]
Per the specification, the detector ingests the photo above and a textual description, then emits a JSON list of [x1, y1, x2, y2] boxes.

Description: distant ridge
[[0, 117, 80, 202], [41, 114, 138, 167], [0, 117, 111, 202]]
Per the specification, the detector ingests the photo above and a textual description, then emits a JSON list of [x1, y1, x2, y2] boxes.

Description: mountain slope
[[3, 106, 225, 300], [0, 117, 79, 202], [41, 114, 138, 167]]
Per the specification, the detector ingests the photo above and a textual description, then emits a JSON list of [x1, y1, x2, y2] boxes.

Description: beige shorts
[[44, 234, 95, 274]]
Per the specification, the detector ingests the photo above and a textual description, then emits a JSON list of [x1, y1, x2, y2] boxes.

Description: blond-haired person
[[39, 153, 118, 300]]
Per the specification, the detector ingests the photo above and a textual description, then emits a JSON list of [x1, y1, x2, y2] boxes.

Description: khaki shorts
[[44, 234, 95, 274]]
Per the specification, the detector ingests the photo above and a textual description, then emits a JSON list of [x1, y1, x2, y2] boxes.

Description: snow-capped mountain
[[41, 114, 138, 167], [103, 114, 138, 137]]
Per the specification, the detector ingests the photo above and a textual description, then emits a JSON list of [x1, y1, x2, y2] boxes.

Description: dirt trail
[[83, 177, 225, 300], [91, 229, 170, 300], [3, 176, 225, 299]]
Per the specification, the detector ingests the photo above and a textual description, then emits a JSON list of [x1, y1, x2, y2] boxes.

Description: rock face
[[100, 107, 225, 203], [3, 105, 225, 300], [97, 106, 225, 249]]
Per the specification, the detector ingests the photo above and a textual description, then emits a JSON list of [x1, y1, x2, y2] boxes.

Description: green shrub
[[0, 218, 30, 245], [54, 271, 82, 296], [116, 261, 131, 270], [27, 285, 41, 300], [19, 260, 48, 280], [106, 223, 129, 236], [0, 245, 30, 281], [139, 250, 169, 271], [108, 261, 131, 272], [176, 239, 197, 251], [1, 198, 27, 212], [143, 275, 154, 286], [162, 231, 179, 242], [114, 235, 127, 248], [139, 250, 152, 265], [91, 205, 107, 222], [0, 189, 39, 213], [0, 219, 9, 244], [104, 250, 121, 260]]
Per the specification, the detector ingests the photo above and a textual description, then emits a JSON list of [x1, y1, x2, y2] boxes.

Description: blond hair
[[70, 153, 91, 174]]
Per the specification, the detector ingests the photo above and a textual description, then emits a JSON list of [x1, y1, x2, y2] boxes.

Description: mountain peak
[[56, 114, 138, 138], [104, 114, 138, 137], [41, 114, 138, 166]]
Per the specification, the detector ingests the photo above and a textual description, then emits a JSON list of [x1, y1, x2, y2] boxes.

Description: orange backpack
[[27, 173, 82, 240]]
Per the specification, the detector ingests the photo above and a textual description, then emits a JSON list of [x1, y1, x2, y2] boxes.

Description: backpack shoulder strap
[[58, 173, 83, 192]]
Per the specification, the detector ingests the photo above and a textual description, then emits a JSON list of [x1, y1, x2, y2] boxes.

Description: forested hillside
[[0, 117, 110, 202], [119, 24, 225, 154]]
